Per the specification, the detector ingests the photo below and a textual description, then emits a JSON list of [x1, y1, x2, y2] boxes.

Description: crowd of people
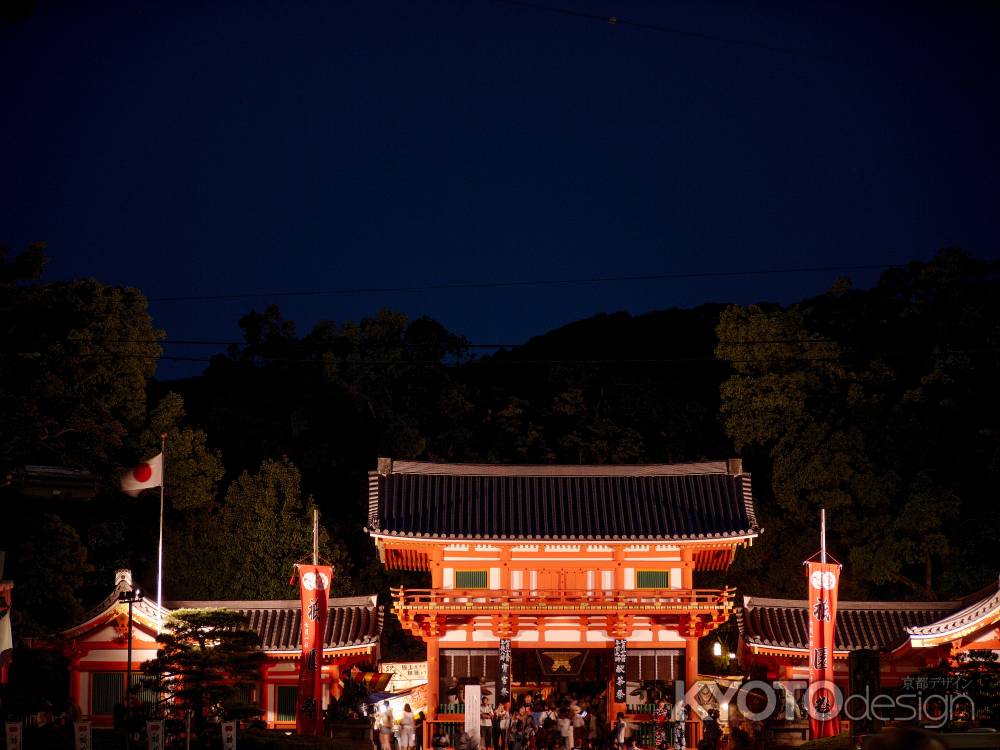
[[370, 687, 755, 750], [428, 690, 733, 750]]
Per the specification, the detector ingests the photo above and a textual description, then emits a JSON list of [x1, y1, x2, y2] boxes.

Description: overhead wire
[[491, 0, 828, 61], [7, 347, 999, 367], [144, 263, 902, 303], [42, 336, 877, 347]]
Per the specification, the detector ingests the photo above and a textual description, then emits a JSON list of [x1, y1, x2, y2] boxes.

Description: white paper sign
[[147, 719, 165, 750], [221, 720, 237, 750], [464, 684, 481, 749], [74, 719, 92, 750], [5, 722, 23, 750]]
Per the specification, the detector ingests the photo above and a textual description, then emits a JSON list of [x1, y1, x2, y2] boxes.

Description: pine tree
[[142, 609, 266, 734]]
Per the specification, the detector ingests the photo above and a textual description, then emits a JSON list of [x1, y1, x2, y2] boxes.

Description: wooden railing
[[392, 587, 735, 613]]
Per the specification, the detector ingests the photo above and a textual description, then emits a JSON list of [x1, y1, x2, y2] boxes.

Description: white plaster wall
[[601, 571, 613, 590], [78, 673, 89, 714], [670, 568, 682, 588], [512, 631, 539, 642], [511, 570, 524, 589], [82, 649, 159, 663], [544, 630, 582, 642], [490, 568, 501, 589], [624, 568, 635, 590], [443, 568, 454, 588]]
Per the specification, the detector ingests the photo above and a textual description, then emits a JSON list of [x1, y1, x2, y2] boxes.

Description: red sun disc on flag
[[133, 463, 152, 482]]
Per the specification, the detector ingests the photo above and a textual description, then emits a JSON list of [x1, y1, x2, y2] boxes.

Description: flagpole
[[312, 506, 319, 566], [820, 507, 827, 564], [157, 432, 167, 634]]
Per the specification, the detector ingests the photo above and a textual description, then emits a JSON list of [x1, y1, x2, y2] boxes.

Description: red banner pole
[[807, 508, 841, 739], [296, 564, 333, 735]]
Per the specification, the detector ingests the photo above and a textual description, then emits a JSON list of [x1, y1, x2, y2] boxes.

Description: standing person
[[613, 712, 628, 750], [481, 696, 495, 750], [400, 704, 416, 750], [653, 699, 670, 750], [532, 703, 545, 731], [671, 706, 687, 750], [380, 700, 395, 750], [557, 709, 573, 750], [496, 702, 510, 750], [570, 704, 585, 749], [700, 709, 721, 750]]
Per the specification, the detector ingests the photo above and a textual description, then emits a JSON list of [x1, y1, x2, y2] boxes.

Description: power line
[[9, 347, 999, 366], [51, 336, 858, 347], [492, 0, 826, 61], [145, 263, 900, 303]]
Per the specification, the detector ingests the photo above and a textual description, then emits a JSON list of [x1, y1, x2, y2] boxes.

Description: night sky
[[3, 1, 998, 379]]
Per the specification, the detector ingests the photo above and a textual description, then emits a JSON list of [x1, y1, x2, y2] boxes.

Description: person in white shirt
[[557, 709, 573, 750], [399, 703, 416, 750]]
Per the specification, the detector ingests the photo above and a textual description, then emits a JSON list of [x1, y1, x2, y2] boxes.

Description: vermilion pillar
[[425, 638, 440, 750]]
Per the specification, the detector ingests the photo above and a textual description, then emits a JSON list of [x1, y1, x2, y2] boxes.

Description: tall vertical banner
[[5, 722, 22, 750], [74, 719, 92, 750], [613, 639, 627, 704], [498, 639, 511, 704], [295, 564, 332, 735], [806, 561, 841, 738]]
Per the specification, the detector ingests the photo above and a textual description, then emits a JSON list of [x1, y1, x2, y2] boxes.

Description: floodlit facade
[[367, 457, 759, 741]]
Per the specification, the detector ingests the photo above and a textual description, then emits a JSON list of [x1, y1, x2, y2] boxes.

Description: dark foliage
[[141, 608, 265, 733], [2, 246, 999, 664]]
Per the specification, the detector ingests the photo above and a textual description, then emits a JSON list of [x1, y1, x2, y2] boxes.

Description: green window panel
[[130, 673, 160, 710], [455, 570, 488, 589], [92, 672, 124, 716], [276, 685, 298, 723], [636, 570, 670, 589]]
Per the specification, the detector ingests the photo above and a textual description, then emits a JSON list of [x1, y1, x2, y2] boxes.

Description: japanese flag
[[121, 453, 163, 496]]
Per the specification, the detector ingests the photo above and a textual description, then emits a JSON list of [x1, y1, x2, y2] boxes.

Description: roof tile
[[737, 597, 960, 652], [369, 460, 758, 541]]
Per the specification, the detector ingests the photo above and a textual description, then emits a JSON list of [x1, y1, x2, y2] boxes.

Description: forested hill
[[2, 247, 999, 652]]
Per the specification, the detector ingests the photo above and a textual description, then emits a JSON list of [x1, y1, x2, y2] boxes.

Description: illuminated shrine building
[[367, 457, 760, 722], [55, 570, 383, 728], [737, 579, 1000, 687]]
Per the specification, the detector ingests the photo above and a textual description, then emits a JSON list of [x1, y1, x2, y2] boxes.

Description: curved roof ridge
[[382, 459, 735, 477], [907, 576, 1000, 637], [744, 596, 961, 611]]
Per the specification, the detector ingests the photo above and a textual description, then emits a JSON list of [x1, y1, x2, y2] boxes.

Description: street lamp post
[[118, 586, 142, 748]]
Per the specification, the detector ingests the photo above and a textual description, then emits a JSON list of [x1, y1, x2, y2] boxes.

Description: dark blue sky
[[3, 1, 998, 378]]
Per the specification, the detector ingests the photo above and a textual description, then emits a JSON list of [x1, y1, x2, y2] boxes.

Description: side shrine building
[[366, 457, 760, 731], [53, 571, 384, 728], [737, 578, 1000, 687]]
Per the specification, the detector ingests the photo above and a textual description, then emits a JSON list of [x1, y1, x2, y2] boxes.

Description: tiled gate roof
[[368, 458, 758, 541]]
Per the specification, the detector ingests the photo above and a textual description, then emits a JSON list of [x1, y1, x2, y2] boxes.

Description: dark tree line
[[2, 245, 998, 659]]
